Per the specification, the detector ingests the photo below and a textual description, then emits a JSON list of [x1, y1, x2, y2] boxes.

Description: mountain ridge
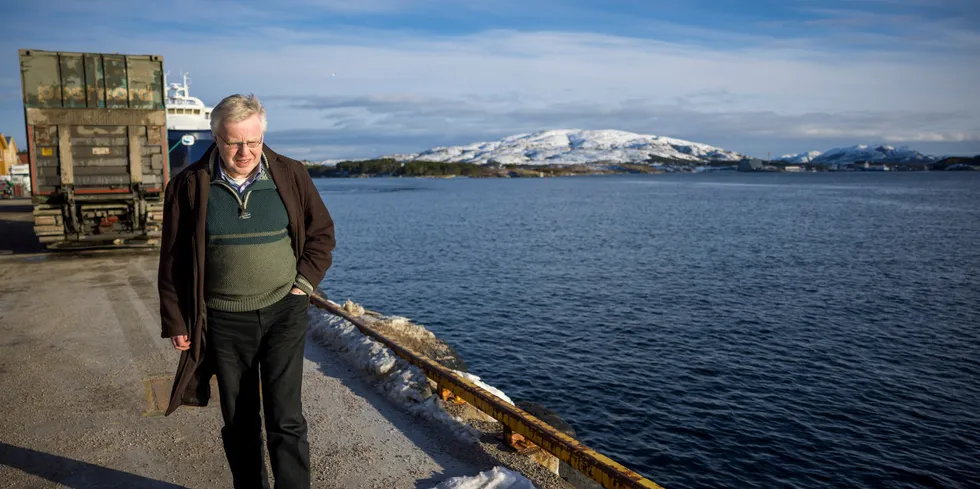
[[807, 144, 936, 164], [322, 129, 946, 166]]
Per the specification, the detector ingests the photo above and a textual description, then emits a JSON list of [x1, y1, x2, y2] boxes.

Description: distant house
[[783, 165, 803, 172], [859, 161, 891, 171], [18, 151, 29, 165], [0, 134, 18, 176], [738, 158, 764, 172]]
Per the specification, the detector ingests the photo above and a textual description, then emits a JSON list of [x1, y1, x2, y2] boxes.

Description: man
[[158, 94, 335, 489]]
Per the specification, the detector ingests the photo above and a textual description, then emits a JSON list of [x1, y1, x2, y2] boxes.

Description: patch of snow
[[777, 150, 822, 163], [309, 310, 479, 443], [454, 371, 514, 406], [383, 315, 444, 344], [431, 466, 538, 489]]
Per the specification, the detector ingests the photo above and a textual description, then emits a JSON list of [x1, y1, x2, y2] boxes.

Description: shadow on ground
[[0, 199, 42, 255], [0, 442, 188, 489]]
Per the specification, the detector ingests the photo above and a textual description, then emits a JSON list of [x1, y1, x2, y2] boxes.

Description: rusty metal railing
[[309, 294, 665, 489]]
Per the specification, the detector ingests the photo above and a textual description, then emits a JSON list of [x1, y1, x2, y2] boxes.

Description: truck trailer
[[20, 49, 168, 248]]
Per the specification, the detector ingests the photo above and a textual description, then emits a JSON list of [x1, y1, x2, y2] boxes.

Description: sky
[[2, 0, 979, 160]]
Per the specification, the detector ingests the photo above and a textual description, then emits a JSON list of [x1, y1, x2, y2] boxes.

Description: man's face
[[215, 114, 264, 179]]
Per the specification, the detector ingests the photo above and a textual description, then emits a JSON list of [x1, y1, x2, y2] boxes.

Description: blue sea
[[315, 172, 980, 489]]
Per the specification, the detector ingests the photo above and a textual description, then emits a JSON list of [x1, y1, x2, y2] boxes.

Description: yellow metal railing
[[310, 294, 665, 489]]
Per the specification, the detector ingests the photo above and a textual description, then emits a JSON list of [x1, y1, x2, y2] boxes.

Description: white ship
[[165, 73, 214, 174]]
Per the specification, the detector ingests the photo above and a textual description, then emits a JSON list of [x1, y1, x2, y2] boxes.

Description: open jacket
[[158, 144, 335, 415]]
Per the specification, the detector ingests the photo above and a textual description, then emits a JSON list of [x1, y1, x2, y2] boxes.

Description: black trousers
[[207, 293, 311, 489]]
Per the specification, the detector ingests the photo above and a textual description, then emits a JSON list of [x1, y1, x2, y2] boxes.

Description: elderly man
[[158, 94, 335, 489]]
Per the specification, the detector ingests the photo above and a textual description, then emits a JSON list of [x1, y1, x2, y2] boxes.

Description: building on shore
[[0, 134, 18, 176], [1, 144, 32, 197], [857, 161, 891, 171], [738, 158, 764, 172]]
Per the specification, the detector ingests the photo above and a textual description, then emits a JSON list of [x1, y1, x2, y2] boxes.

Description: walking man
[[158, 94, 335, 489]]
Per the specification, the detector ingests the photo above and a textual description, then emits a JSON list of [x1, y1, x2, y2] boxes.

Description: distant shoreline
[[305, 157, 980, 179]]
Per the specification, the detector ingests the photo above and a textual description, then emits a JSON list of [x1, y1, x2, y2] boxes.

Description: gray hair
[[210, 93, 268, 134]]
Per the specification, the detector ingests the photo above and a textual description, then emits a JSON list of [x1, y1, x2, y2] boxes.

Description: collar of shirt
[[216, 154, 266, 195]]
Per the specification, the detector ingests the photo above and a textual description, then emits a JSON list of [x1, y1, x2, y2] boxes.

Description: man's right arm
[[158, 179, 189, 339]]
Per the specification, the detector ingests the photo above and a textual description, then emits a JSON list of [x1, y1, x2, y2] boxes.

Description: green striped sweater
[[204, 157, 298, 312]]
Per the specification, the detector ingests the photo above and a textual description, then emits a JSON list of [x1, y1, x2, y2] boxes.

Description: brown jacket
[[158, 144, 335, 415]]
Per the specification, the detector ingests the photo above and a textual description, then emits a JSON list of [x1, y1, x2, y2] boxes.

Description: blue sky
[[2, 0, 978, 160]]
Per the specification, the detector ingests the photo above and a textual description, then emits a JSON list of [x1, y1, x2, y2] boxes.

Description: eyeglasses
[[217, 133, 263, 150]]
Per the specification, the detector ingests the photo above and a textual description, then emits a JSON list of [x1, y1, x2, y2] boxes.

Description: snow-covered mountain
[[809, 145, 936, 165], [379, 131, 941, 166], [388, 129, 743, 165], [778, 151, 823, 163]]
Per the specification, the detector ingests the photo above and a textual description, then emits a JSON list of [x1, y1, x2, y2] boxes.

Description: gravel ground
[[0, 236, 574, 488]]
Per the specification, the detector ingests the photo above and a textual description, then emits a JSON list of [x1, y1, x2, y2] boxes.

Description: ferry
[[165, 73, 214, 175]]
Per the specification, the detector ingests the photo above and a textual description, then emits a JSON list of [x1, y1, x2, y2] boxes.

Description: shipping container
[[20, 49, 168, 247]]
